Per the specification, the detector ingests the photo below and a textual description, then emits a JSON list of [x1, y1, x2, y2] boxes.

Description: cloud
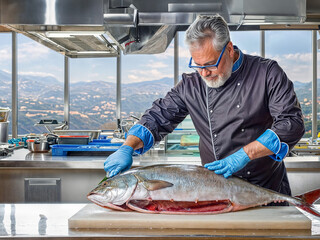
[[89, 73, 102, 78], [87, 73, 115, 82], [107, 76, 114, 79], [19, 71, 57, 78], [265, 52, 320, 83], [126, 68, 173, 83], [1, 34, 318, 85], [145, 61, 168, 69], [1, 69, 11, 74], [128, 74, 139, 81], [178, 46, 191, 59], [245, 51, 260, 56], [283, 53, 311, 62], [18, 42, 50, 62], [0, 48, 11, 62], [127, 51, 319, 84], [269, 52, 313, 64], [154, 45, 190, 60]]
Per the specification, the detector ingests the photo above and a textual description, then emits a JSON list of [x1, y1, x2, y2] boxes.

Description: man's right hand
[[104, 145, 134, 178]]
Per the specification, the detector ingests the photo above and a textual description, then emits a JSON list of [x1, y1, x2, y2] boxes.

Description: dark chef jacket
[[138, 46, 305, 196]]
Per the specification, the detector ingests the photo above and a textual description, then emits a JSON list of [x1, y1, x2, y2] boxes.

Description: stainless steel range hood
[[0, 0, 314, 57], [0, 0, 119, 58]]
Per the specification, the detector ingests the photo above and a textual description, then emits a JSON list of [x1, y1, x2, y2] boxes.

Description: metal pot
[[0, 108, 10, 122], [0, 122, 8, 143], [26, 139, 50, 153]]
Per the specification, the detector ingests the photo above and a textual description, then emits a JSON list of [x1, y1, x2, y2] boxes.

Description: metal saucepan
[[26, 139, 50, 153]]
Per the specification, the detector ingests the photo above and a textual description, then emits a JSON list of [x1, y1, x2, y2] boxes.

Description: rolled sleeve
[[128, 124, 154, 154]]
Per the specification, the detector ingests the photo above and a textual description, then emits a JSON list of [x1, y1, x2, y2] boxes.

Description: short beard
[[201, 64, 233, 88]]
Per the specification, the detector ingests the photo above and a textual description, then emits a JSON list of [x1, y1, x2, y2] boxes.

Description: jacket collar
[[232, 45, 243, 73]]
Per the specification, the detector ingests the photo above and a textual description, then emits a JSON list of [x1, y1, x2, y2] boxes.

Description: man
[[104, 15, 305, 200]]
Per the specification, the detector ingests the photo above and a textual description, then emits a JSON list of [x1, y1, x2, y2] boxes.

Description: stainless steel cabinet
[[0, 168, 105, 203]]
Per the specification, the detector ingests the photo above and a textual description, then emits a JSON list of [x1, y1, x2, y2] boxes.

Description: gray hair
[[185, 14, 230, 51]]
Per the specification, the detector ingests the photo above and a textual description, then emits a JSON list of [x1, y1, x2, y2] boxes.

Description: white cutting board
[[68, 204, 311, 230]]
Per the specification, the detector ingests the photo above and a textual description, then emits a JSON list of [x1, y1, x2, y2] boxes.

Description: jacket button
[[241, 128, 245, 132], [237, 82, 241, 86], [210, 110, 213, 113], [237, 104, 240, 108], [247, 171, 251, 175], [214, 134, 217, 137]]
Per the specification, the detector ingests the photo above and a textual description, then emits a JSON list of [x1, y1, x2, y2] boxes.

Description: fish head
[[87, 175, 137, 208]]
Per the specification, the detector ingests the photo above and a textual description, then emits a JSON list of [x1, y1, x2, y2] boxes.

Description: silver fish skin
[[87, 164, 319, 215]]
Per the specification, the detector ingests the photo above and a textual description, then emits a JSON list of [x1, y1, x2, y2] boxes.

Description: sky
[[0, 30, 319, 84]]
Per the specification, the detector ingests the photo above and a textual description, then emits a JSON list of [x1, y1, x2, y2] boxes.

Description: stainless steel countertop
[[0, 204, 320, 239], [0, 148, 201, 169], [0, 148, 320, 170]]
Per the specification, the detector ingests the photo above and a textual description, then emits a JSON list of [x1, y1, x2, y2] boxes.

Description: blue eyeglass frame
[[188, 42, 229, 71]]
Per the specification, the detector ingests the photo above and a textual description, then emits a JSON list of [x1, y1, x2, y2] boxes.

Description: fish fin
[[133, 174, 173, 191], [294, 202, 320, 217], [295, 189, 320, 205], [292, 189, 320, 217]]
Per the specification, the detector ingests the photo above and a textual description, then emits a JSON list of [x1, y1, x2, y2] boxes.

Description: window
[[230, 31, 260, 56], [0, 30, 316, 139], [0, 33, 12, 134], [17, 34, 64, 134], [265, 31, 313, 138], [70, 58, 117, 130], [121, 41, 174, 122]]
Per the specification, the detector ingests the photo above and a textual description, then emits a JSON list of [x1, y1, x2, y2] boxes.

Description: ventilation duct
[[0, 0, 311, 57]]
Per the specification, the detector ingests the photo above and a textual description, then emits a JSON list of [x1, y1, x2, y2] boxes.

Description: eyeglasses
[[188, 42, 229, 72]]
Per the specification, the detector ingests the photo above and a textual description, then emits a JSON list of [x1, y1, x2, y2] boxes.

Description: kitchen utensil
[[46, 133, 58, 145], [38, 119, 58, 124], [53, 130, 101, 141], [26, 133, 43, 139], [54, 121, 68, 130], [34, 119, 68, 133], [26, 139, 50, 153], [0, 108, 11, 122], [0, 122, 9, 143], [58, 135, 90, 145]]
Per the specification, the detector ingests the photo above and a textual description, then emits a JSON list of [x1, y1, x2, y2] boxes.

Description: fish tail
[[292, 189, 320, 217], [295, 189, 320, 205], [293, 202, 320, 217]]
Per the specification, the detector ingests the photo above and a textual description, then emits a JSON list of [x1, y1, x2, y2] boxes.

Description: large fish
[[87, 164, 320, 216]]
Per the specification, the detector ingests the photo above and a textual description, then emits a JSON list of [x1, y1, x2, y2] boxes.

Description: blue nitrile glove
[[128, 124, 154, 154], [204, 148, 250, 178], [104, 145, 134, 178], [256, 129, 289, 162]]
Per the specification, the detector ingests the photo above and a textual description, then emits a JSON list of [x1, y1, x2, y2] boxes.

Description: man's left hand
[[204, 148, 250, 178]]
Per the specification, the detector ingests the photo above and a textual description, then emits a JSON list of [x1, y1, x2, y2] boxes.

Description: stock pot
[[26, 139, 50, 153]]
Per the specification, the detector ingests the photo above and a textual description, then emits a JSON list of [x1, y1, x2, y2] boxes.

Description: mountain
[[0, 68, 316, 134], [0, 70, 174, 133], [21, 75, 61, 85], [293, 81, 311, 89], [125, 77, 174, 88], [0, 70, 11, 82]]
